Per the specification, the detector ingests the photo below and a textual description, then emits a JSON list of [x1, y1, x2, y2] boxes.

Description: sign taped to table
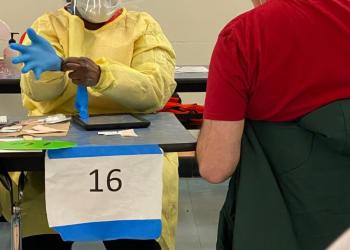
[[45, 144, 163, 242]]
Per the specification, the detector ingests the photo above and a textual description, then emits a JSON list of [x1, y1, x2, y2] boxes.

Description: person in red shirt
[[197, 0, 350, 249], [198, 0, 350, 181]]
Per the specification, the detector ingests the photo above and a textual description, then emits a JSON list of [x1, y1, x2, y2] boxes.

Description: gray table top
[[6, 112, 197, 152], [65, 113, 196, 151], [0, 113, 197, 171]]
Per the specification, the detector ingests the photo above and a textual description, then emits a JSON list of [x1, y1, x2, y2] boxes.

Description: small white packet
[[45, 114, 71, 124], [98, 129, 138, 137], [118, 129, 138, 137], [98, 131, 120, 136]]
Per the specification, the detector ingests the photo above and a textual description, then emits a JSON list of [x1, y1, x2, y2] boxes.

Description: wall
[[135, 0, 252, 64], [0, 0, 252, 115]]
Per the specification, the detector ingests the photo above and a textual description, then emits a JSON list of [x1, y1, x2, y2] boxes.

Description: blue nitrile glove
[[76, 85, 89, 120], [10, 28, 62, 80]]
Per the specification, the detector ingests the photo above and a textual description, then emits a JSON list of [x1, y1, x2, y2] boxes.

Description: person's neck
[[83, 21, 105, 30]]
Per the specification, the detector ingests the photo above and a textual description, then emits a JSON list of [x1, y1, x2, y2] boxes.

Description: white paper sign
[[45, 145, 163, 242]]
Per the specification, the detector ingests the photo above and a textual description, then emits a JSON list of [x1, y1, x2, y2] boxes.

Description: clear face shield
[[73, 0, 121, 23]]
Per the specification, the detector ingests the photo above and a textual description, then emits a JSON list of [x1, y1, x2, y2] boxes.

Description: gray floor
[[0, 178, 228, 250]]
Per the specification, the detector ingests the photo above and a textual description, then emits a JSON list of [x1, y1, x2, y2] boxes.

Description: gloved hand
[[62, 57, 97, 120], [10, 28, 63, 80]]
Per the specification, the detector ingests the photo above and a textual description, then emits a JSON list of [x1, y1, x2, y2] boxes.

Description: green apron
[[217, 100, 350, 250]]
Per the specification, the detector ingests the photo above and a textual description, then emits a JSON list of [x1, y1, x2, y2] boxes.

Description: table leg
[[11, 206, 21, 250], [0, 170, 24, 250]]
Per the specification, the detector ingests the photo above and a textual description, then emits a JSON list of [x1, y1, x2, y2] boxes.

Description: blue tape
[[48, 144, 162, 159], [54, 219, 162, 242], [75, 85, 89, 120]]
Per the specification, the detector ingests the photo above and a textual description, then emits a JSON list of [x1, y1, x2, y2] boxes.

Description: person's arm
[[196, 25, 250, 184], [91, 15, 176, 113], [197, 120, 244, 184], [20, 15, 67, 102]]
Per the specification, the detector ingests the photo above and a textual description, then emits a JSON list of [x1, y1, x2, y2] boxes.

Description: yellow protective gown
[[0, 7, 178, 250]]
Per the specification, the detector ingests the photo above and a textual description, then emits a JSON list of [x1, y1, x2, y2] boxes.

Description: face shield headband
[[72, 0, 120, 23]]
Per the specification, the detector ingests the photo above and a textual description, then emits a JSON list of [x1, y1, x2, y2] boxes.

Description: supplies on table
[[0, 114, 71, 138], [0, 125, 22, 133], [44, 114, 71, 124], [23, 125, 68, 135]]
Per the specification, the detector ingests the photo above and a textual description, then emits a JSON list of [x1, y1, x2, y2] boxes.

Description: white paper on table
[[175, 66, 208, 73], [327, 228, 350, 250]]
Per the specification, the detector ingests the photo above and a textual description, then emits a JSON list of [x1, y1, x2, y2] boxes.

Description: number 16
[[90, 169, 122, 192]]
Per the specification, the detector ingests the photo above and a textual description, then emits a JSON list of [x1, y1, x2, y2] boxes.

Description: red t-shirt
[[205, 0, 350, 122]]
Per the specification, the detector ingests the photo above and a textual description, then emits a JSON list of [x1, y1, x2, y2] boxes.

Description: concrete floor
[[0, 178, 228, 250]]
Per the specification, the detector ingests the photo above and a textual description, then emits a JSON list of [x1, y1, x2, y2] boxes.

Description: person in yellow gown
[[0, 1, 178, 249]]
